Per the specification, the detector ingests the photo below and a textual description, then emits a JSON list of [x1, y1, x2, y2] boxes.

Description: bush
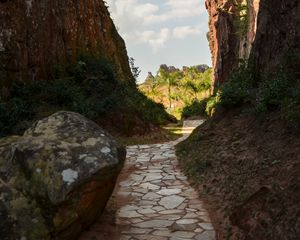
[[181, 99, 209, 119], [281, 83, 300, 124], [211, 52, 300, 125], [219, 64, 254, 108], [122, 87, 171, 125], [256, 69, 289, 112], [0, 97, 33, 136], [0, 55, 171, 136], [205, 94, 221, 116]]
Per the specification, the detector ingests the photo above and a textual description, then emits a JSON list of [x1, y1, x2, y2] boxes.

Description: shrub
[[205, 94, 221, 116], [219, 64, 254, 108], [122, 87, 171, 125], [256, 69, 289, 112], [181, 98, 209, 119], [280, 83, 300, 124], [213, 52, 300, 126], [0, 55, 171, 136], [0, 97, 33, 136]]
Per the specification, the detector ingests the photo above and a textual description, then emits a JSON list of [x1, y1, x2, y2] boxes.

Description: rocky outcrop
[[206, 0, 300, 89], [205, 0, 243, 89], [0, 111, 126, 240], [0, 0, 132, 97], [183, 64, 209, 73], [159, 64, 209, 75], [250, 0, 300, 74]]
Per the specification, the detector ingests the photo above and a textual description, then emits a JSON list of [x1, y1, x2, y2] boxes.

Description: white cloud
[[107, 0, 206, 27], [106, 0, 206, 52], [173, 25, 202, 39], [134, 3, 159, 17], [139, 28, 171, 53], [140, 0, 206, 25], [166, 0, 205, 15], [148, 28, 171, 52]]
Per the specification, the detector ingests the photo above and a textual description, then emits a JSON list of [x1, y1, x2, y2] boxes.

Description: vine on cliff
[[233, 0, 249, 37]]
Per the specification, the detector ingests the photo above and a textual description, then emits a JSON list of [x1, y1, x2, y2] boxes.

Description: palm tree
[[157, 67, 181, 109]]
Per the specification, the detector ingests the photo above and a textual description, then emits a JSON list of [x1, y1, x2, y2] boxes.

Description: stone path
[[80, 120, 215, 240]]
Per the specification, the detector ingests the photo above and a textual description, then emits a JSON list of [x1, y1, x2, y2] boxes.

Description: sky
[[106, 0, 211, 82]]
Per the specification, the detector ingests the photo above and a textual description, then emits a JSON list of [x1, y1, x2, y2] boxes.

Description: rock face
[[0, 111, 126, 240], [206, 0, 300, 90], [250, 0, 300, 74], [205, 0, 242, 89], [0, 0, 132, 96]]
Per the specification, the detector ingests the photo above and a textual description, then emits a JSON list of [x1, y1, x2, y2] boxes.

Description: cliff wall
[[0, 0, 133, 97], [250, 0, 300, 74], [205, 0, 242, 89], [206, 0, 299, 89]]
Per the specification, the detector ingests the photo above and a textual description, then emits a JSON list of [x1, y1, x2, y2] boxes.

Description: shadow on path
[[79, 120, 215, 240]]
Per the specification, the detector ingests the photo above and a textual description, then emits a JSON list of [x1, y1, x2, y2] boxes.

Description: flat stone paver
[[79, 120, 215, 240], [116, 120, 215, 240]]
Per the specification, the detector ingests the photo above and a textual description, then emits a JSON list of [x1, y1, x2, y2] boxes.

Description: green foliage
[[256, 69, 289, 112], [219, 64, 254, 108], [210, 51, 300, 125], [121, 87, 171, 125], [205, 94, 221, 116], [140, 66, 212, 119], [182, 99, 209, 119], [0, 98, 34, 136], [0, 55, 171, 136], [201, 64, 252, 113], [129, 57, 141, 81], [157, 67, 182, 109], [233, 1, 249, 37], [280, 83, 300, 124]]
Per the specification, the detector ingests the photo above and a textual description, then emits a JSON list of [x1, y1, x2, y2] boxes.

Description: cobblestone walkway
[[80, 120, 215, 240]]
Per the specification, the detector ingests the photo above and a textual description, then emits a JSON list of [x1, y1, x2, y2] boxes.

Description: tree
[[157, 67, 181, 109], [129, 57, 141, 81]]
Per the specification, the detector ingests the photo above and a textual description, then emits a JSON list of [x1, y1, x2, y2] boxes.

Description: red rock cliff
[[206, 0, 299, 89], [206, 0, 260, 90], [250, 0, 300, 75], [0, 0, 132, 96]]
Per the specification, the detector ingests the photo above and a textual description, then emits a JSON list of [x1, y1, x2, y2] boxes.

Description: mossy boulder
[[0, 111, 126, 239]]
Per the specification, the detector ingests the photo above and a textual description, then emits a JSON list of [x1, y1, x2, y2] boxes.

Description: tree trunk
[[168, 79, 172, 109]]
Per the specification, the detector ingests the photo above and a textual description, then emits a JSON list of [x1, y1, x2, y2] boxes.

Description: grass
[[116, 125, 182, 146]]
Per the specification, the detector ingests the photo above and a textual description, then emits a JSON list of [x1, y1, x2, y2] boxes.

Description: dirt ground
[[176, 110, 300, 240]]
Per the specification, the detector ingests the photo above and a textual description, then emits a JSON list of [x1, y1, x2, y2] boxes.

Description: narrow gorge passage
[[80, 120, 215, 240]]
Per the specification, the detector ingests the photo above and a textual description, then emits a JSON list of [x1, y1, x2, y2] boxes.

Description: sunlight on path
[[80, 120, 215, 240]]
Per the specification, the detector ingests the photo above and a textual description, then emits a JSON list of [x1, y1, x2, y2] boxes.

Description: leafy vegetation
[[233, 0, 249, 37], [0, 55, 171, 137], [129, 57, 141, 81], [181, 98, 209, 119], [204, 51, 300, 126], [140, 64, 212, 119]]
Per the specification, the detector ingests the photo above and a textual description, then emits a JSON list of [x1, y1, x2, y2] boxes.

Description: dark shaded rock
[[0, 111, 126, 239], [250, 0, 300, 75]]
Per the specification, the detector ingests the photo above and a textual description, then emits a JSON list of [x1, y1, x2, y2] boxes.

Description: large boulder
[[0, 111, 126, 240]]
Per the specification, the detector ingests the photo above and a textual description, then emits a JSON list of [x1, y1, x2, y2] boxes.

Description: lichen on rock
[[0, 111, 126, 239]]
